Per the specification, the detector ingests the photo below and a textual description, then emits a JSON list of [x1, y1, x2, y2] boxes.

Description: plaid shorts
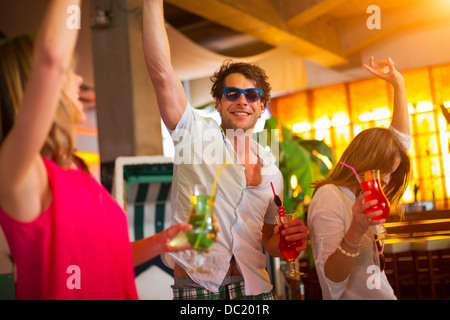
[[172, 275, 277, 300]]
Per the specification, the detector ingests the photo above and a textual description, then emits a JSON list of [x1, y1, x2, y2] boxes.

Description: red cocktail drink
[[276, 213, 304, 279], [361, 170, 390, 220], [279, 225, 302, 261]]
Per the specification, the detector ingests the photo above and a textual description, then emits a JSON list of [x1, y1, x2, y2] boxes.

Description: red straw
[[270, 182, 286, 225], [270, 182, 276, 196]]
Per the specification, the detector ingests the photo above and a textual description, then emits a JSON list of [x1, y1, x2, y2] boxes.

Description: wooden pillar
[[90, 0, 163, 189]]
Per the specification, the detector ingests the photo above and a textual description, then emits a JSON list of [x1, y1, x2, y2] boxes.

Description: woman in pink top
[[0, 0, 190, 299]]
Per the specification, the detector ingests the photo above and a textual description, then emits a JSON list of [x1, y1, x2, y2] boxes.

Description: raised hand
[[363, 56, 403, 87], [363, 55, 410, 135]]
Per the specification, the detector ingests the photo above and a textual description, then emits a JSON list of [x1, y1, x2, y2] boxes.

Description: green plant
[[264, 117, 333, 218], [263, 117, 333, 268]]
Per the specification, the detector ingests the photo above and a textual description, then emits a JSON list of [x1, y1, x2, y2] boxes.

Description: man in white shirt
[[142, 0, 308, 299]]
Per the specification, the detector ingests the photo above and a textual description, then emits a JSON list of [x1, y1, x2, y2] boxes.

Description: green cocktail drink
[[186, 194, 217, 253], [171, 159, 229, 273]]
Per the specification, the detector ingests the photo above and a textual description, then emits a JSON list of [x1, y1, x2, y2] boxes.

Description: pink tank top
[[0, 157, 138, 299]]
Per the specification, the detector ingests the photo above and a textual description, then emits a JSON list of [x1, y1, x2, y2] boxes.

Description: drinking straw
[[269, 182, 280, 205], [340, 161, 362, 184], [193, 159, 230, 250], [210, 159, 231, 202]]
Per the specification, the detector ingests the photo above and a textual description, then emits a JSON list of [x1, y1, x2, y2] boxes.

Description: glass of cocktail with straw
[[270, 182, 304, 279], [168, 160, 229, 273], [341, 162, 390, 220]]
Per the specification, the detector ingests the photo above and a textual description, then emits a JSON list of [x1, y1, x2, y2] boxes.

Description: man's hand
[[274, 218, 308, 252]]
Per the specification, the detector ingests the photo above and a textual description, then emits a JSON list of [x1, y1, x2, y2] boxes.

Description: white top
[[307, 126, 410, 300], [163, 103, 283, 295], [308, 184, 396, 300]]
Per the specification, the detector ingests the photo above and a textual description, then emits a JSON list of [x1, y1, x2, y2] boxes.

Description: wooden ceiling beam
[[342, 0, 450, 56], [286, 0, 350, 27], [166, 0, 349, 66]]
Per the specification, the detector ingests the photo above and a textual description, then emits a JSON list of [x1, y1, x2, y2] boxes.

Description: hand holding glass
[[277, 213, 304, 279], [186, 185, 217, 253], [341, 163, 390, 221], [361, 170, 390, 220], [169, 184, 217, 273]]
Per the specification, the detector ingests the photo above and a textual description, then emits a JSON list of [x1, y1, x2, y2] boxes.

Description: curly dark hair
[[210, 59, 271, 106]]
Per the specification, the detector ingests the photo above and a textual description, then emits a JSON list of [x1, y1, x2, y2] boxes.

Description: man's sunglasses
[[222, 87, 262, 102]]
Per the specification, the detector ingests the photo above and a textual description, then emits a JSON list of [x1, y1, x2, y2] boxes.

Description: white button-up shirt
[[307, 126, 411, 300], [163, 104, 283, 295]]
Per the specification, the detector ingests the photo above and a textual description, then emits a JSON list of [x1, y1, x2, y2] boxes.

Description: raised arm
[[142, 0, 187, 130], [0, 0, 80, 209], [0, 0, 80, 221], [363, 56, 410, 135]]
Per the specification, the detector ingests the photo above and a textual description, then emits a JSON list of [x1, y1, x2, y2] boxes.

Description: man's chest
[[242, 161, 262, 187]]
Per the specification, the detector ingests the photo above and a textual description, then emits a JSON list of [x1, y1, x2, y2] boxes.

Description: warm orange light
[[290, 174, 298, 190], [272, 64, 450, 208], [74, 151, 100, 166], [313, 115, 331, 130], [372, 107, 391, 120], [358, 107, 390, 122], [402, 185, 414, 203], [312, 150, 332, 169], [331, 111, 350, 127], [416, 101, 434, 113], [75, 127, 98, 135], [358, 111, 372, 122], [292, 121, 312, 133]]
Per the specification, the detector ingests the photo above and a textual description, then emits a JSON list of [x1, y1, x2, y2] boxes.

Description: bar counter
[[384, 208, 450, 299]]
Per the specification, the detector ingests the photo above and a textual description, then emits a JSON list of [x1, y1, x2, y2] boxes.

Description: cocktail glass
[[341, 163, 391, 221], [185, 184, 217, 272], [360, 170, 390, 220], [277, 213, 304, 279], [168, 184, 217, 273]]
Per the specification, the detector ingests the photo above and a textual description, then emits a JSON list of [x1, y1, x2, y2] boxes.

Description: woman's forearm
[[324, 233, 361, 283], [390, 80, 410, 135], [34, 0, 80, 72], [131, 232, 167, 267]]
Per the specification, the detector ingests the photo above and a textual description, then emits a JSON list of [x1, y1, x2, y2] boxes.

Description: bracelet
[[337, 244, 360, 258], [343, 237, 360, 248]]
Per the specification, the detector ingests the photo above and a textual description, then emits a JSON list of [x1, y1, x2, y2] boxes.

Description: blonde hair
[[311, 127, 411, 206], [0, 34, 85, 171]]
